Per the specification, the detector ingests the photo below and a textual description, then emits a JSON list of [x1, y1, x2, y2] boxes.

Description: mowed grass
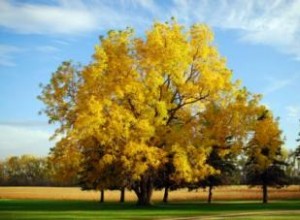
[[1, 199, 300, 219], [1, 186, 300, 219]]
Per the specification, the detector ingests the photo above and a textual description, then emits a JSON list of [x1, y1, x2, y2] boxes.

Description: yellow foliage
[[246, 110, 284, 170], [39, 19, 283, 195]]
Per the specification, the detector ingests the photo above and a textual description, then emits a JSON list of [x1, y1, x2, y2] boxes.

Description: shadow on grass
[[0, 199, 300, 212]]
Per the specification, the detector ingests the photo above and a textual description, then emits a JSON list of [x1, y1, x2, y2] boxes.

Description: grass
[[0, 199, 300, 219], [1, 186, 300, 219]]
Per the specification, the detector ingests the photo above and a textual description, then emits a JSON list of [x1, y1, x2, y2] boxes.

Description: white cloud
[[286, 105, 300, 121], [1, 0, 300, 60], [0, 0, 97, 34], [170, 0, 300, 59], [0, 0, 154, 35], [0, 125, 53, 159], [0, 44, 21, 67], [36, 45, 60, 53]]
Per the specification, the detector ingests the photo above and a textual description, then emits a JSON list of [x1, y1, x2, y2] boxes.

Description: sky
[[1, 0, 300, 159]]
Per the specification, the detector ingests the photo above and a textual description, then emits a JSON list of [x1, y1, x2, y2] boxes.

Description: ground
[[1, 186, 300, 201], [0, 186, 300, 219], [1, 199, 300, 219]]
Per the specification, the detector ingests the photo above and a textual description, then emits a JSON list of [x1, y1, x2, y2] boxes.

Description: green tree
[[201, 149, 236, 203]]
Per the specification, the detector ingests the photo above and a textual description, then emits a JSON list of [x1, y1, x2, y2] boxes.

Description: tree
[[186, 90, 260, 203], [78, 135, 133, 203], [0, 160, 5, 185], [0, 155, 49, 186], [244, 111, 289, 203], [284, 120, 300, 184], [282, 149, 299, 184], [38, 61, 83, 187], [200, 149, 236, 203], [47, 137, 81, 186], [294, 120, 300, 176], [153, 153, 178, 203], [38, 61, 81, 137], [39, 20, 267, 205]]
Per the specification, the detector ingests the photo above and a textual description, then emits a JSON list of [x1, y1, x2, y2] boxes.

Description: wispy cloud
[[170, 0, 300, 60], [0, 44, 21, 67], [0, 120, 49, 127], [36, 45, 60, 53], [0, 44, 60, 67], [286, 105, 300, 121], [263, 74, 299, 95], [0, 0, 155, 35], [1, 0, 300, 60], [52, 40, 70, 46]]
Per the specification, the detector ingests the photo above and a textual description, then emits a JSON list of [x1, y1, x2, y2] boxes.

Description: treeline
[[0, 150, 299, 205], [1, 150, 299, 197], [0, 155, 76, 186]]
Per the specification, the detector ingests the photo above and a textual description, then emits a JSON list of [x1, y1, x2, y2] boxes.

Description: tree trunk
[[163, 185, 169, 203], [133, 175, 153, 206], [120, 187, 125, 203], [207, 185, 213, 204], [262, 184, 268, 204], [100, 189, 104, 203]]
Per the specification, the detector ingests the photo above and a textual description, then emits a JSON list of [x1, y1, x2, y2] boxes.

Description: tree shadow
[[0, 199, 300, 212]]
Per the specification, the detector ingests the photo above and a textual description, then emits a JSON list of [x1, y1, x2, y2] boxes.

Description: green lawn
[[0, 199, 300, 219]]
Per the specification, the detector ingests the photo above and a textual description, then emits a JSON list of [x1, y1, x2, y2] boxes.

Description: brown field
[[1, 185, 300, 202]]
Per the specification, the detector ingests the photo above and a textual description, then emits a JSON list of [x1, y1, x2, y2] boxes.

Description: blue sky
[[1, 0, 300, 158]]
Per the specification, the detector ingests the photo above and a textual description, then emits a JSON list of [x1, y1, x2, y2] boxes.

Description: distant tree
[[0, 155, 49, 186], [295, 120, 300, 174], [0, 160, 6, 185], [244, 112, 289, 203], [286, 121, 300, 184], [234, 154, 248, 184], [296, 120, 300, 154], [284, 150, 300, 184]]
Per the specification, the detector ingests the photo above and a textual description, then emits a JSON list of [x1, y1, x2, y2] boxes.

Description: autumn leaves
[[39, 20, 285, 205]]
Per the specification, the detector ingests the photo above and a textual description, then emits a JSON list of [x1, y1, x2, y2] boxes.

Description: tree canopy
[[39, 20, 286, 205]]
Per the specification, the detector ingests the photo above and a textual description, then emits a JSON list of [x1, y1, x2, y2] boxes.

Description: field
[[1, 186, 300, 219], [1, 185, 300, 201]]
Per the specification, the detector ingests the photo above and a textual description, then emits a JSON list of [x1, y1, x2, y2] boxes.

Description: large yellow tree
[[39, 20, 279, 205]]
